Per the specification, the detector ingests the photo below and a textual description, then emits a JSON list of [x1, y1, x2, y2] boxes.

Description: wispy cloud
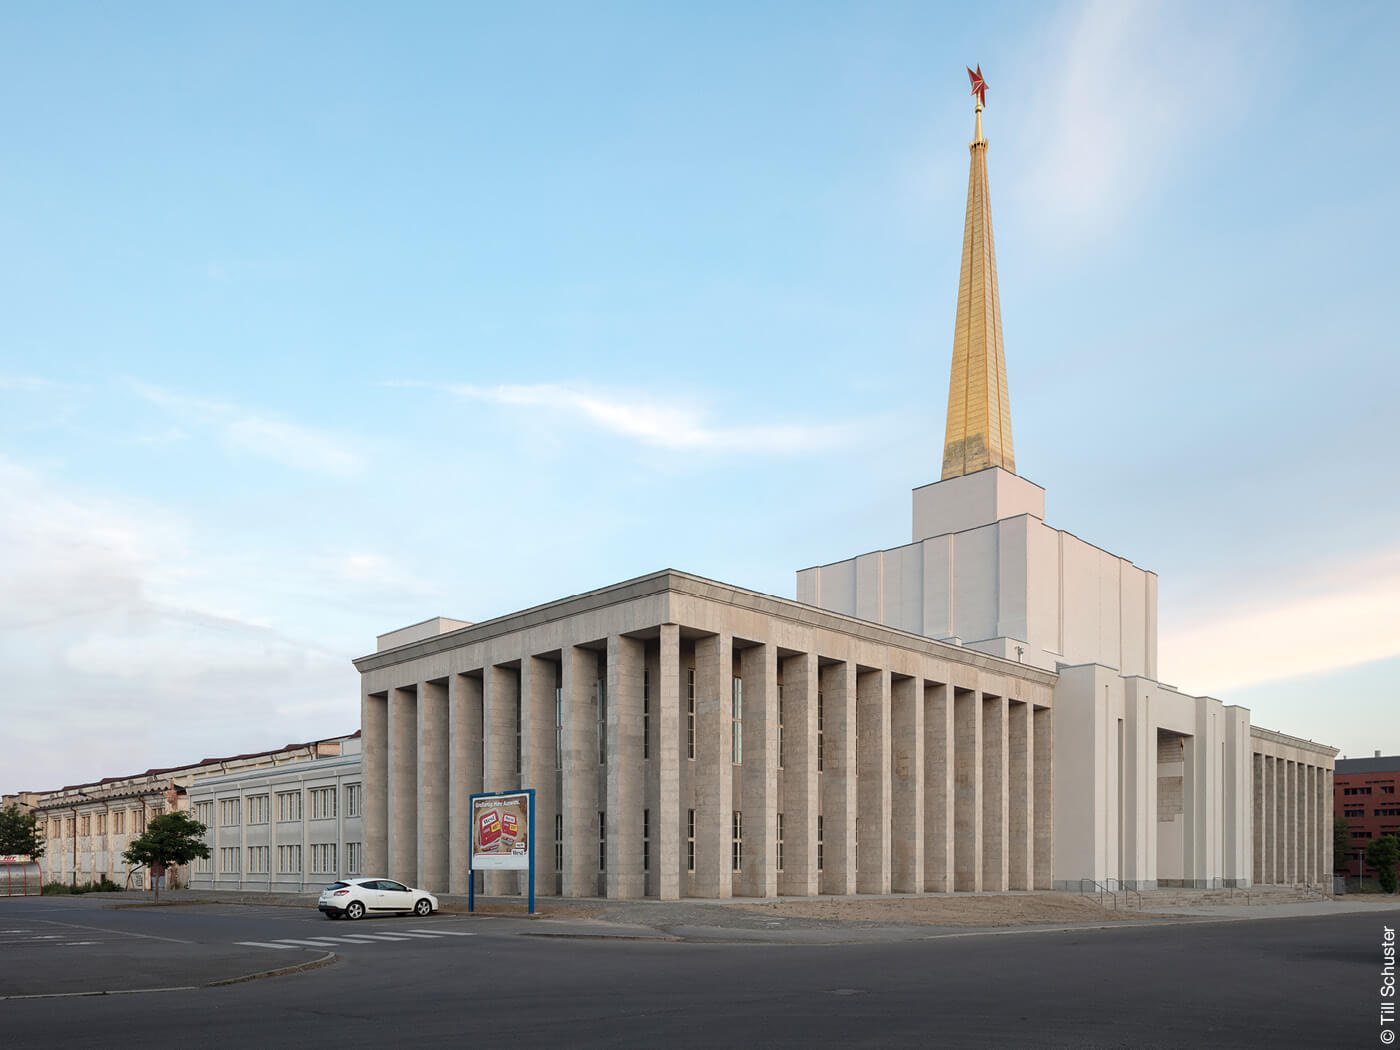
[[0, 376, 54, 391], [390, 380, 864, 455], [1011, 0, 1282, 245], [130, 380, 362, 477], [1160, 546, 1400, 694]]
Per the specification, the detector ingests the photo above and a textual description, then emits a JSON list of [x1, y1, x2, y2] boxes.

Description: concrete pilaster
[[416, 679, 449, 893], [924, 682, 955, 892], [890, 674, 924, 894], [561, 645, 600, 898], [520, 655, 558, 897], [1007, 700, 1033, 891], [1033, 705, 1053, 889], [606, 634, 646, 899], [448, 672, 483, 895], [1284, 760, 1296, 885], [482, 664, 519, 895], [693, 632, 733, 898], [780, 651, 819, 897], [856, 668, 892, 894], [363, 690, 388, 880], [740, 642, 778, 898], [981, 694, 1008, 892], [1260, 750, 1271, 890], [953, 687, 982, 892], [657, 625, 681, 900], [820, 661, 857, 895], [386, 685, 418, 886]]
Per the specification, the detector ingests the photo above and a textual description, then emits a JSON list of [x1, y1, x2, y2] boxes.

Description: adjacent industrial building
[[4, 733, 360, 890], [1334, 753, 1400, 878], [357, 88, 1336, 900]]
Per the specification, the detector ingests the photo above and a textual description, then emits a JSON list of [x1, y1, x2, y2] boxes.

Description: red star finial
[[967, 64, 988, 106]]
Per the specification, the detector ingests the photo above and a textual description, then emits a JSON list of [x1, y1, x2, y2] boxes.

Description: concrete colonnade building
[[357, 575, 1055, 898], [356, 80, 1335, 898]]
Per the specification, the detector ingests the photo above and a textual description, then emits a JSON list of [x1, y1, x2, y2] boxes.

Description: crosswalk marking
[[379, 932, 443, 939], [342, 933, 416, 941], [408, 928, 475, 936], [270, 938, 346, 948], [236, 941, 301, 950]]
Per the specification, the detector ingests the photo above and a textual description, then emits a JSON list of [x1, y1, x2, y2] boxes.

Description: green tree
[[0, 803, 46, 860], [1366, 834, 1400, 894], [1334, 817, 1350, 870], [122, 811, 210, 902]]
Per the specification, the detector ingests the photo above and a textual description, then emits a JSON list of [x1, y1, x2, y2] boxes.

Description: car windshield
[[325, 882, 349, 890]]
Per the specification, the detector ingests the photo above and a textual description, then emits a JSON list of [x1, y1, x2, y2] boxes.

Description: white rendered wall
[[797, 469, 1158, 679]]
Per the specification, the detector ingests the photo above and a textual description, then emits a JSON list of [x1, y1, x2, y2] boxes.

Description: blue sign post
[[467, 788, 535, 916]]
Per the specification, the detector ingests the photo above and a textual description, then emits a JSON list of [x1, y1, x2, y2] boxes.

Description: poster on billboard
[[470, 791, 531, 871]]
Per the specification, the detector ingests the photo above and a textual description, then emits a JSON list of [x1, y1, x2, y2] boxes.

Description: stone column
[[482, 664, 519, 896], [416, 679, 449, 893], [561, 646, 600, 898], [1263, 756, 1276, 884], [693, 632, 733, 898], [982, 694, 1008, 892], [740, 642, 778, 898], [657, 625, 682, 900], [1323, 769, 1334, 883], [820, 660, 857, 895], [606, 634, 646, 899], [1007, 700, 1033, 891], [890, 675, 924, 894], [448, 672, 483, 895], [856, 668, 892, 894], [1033, 705, 1053, 890], [1285, 760, 1296, 885], [386, 685, 418, 886], [954, 687, 982, 892], [780, 651, 819, 897], [521, 655, 558, 897], [924, 682, 955, 892], [1260, 756, 1271, 890], [363, 689, 388, 879]]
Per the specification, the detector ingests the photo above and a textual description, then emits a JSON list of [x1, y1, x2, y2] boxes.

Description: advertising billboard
[[470, 791, 531, 871]]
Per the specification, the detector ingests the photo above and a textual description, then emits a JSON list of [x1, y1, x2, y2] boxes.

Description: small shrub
[[42, 878, 124, 895], [42, 881, 74, 895]]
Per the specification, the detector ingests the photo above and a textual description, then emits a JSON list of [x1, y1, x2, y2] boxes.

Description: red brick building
[[1334, 753, 1400, 877]]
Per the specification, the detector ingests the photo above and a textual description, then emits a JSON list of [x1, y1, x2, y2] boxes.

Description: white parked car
[[318, 878, 439, 920]]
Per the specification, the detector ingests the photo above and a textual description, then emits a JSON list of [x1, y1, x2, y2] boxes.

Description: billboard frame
[[467, 788, 535, 915]]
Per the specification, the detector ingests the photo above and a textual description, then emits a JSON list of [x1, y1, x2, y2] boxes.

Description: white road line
[[236, 941, 300, 950], [408, 928, 475, 936], [270, 938, 345, 948], [339, 933, 415, 941], [381, 932, 443, 939], [29, 918, 192, 944]]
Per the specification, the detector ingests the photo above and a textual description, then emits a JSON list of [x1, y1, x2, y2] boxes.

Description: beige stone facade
[[354, 571, 1055, 899]]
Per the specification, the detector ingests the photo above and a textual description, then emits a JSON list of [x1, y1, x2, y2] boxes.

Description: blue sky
[[2, 1, 1397, 795]]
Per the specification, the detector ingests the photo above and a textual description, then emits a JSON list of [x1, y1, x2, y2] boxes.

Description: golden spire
[[941, 65, 1015, 480]]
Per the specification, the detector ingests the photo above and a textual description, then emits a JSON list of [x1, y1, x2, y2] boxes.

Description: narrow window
[[643, 809, 651, 873], [817, 815, 824, 872], [732, 676, 743, 764], [687, 809, 695, 872], [817, 690, 824, 773], [554, 813, 563, 872], [597, 679, 607, 765], [598, 811, 606, 872], [554, 665, 563, 771], [643, 668, 651, 761], [777, 813, 784, 872], [777, 684, 784, 769], [732, 811, 743, 872], [687, 669, 696, 760], [515, 678, 522, 776]]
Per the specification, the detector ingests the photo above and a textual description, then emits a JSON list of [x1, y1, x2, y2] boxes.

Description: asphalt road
[[0, 895, 1393, 1048]]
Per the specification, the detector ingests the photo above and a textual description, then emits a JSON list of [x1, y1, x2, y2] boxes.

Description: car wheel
[[414, 898, 433, 917], [345, 900, 366, 920]]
